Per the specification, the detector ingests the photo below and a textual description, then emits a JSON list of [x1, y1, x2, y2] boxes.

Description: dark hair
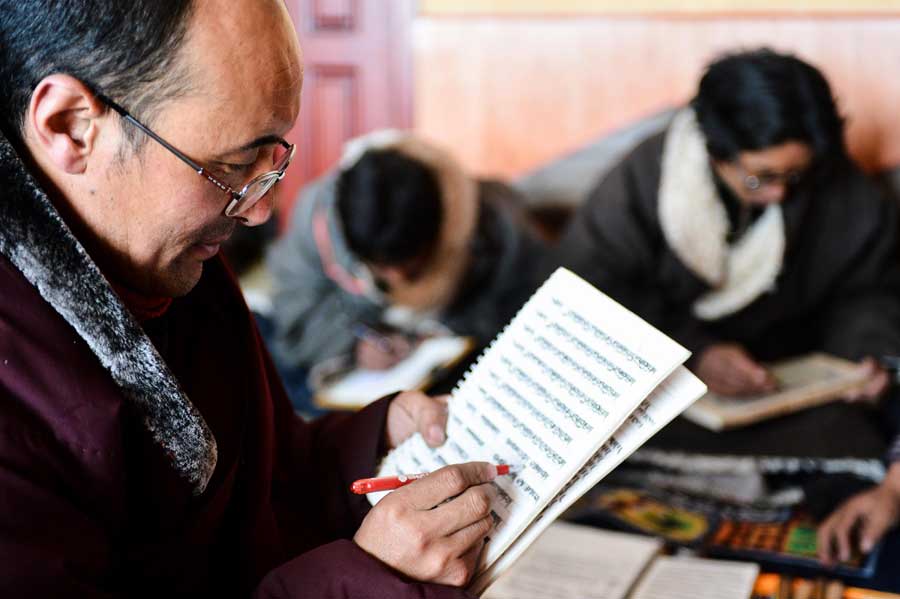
[[0, 1, 195, 146], [336, 149, 443, 266], [692, 48, 846, 163]]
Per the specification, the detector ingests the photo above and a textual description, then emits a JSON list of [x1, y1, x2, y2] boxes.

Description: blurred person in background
[[267, 131, 545, 409], [555, 48, 899, 402], [552, 47, 900, 568]]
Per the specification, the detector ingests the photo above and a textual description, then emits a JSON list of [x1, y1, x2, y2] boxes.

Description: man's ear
[[26, 74, 107, 175]]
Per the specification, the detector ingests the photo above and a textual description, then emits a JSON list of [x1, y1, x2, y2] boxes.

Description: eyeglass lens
[[224, 144, 294, 217], [225, 173, 281, 217], [744, 170, 804, 191]]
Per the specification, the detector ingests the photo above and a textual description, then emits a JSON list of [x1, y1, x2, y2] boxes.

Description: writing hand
[[354, 462, 499, 586], [355, 333, 415, 370]]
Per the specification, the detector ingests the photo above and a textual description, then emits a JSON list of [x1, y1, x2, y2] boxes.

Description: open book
[[483, 521, 663, 599], [483, 521, 758, 599], [367, 268, 707, 594], [313, 336, 474, 409], [630, 555, 759, 599], [682, 353, 868, 431]]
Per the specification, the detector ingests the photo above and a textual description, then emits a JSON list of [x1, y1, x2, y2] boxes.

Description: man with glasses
[[553, 48, 900, 567], [0, 1, 496, 597], [556, 48, 899, 400]]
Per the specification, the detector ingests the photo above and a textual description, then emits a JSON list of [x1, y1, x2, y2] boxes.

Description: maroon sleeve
[[265, 315, 397, 544], [289, 396, 395, 540], [216, 255, 395, 544], [254, 540, 476, 599], [252, 280, 471, 594]]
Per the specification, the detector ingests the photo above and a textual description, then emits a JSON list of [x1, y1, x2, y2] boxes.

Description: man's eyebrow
[[221, 134, 287, 155]]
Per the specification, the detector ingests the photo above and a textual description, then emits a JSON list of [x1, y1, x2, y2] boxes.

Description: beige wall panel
[[413, 17, 900, 179], [421, 1, 900, 16]]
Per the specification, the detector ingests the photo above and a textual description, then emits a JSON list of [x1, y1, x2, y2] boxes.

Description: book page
[[629, 556, 759, 599], [371, 268, 692, 574], [470, 366, 705, 594], [483, 522, 662, 599], [315, 336, 472, 408]]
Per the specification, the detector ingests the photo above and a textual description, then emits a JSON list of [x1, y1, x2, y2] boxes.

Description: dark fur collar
[[0, 131, 216, 495]]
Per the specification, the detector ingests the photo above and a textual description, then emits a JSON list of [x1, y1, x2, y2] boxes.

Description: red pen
[[351, 464, 511, 494]]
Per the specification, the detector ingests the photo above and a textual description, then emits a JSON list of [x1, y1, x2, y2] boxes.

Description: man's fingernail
[[487, 464, 498, 479], [862, 538, 874, 553], [428, 425, 445, 444]]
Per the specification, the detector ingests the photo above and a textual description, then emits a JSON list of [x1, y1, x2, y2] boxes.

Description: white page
[[630, 556, 759, 599], [317, 336, 471, 408], [470, 366, 706, 595], [483, 521, 662, 599], [371, 268, 691, 574]]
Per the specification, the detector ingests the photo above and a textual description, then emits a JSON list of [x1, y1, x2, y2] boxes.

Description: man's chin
[[155, 259, 206, 298]]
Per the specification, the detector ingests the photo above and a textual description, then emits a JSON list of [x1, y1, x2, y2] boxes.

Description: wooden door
[[279, 0, 415, 222]]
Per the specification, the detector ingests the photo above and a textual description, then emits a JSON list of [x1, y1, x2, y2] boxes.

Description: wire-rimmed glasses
[[101, 95, 295, 218]]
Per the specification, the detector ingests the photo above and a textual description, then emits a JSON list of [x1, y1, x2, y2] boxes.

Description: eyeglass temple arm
[[103, 99, 202, 170], [103, 97, 235, 195]]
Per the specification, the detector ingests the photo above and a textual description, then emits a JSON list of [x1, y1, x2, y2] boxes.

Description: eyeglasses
[[101, 96, 295, 218], [735, 164, 806, 192]]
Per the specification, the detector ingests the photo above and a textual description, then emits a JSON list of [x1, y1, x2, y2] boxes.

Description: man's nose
[[235, 191, 276, 227], [762, 183, 787, 203]]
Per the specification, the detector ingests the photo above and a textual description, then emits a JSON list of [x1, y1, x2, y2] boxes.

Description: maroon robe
[[0, 130, 473, 598]]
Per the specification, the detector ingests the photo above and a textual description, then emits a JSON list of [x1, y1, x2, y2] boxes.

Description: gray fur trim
[[0, 132, 216, 495]]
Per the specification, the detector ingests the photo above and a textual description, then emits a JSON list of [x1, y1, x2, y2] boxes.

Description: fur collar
[[658, 109, 785, 320], [339, 130, 479, 313], [0, 132, 216, 495]]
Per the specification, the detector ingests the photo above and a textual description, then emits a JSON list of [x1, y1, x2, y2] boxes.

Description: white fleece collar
[[658, 109, 785, 321]]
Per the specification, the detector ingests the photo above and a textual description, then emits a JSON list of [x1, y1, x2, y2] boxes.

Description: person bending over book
[[553, 48, 900, 402], [553, 46, 900, 572], [267, 131, 545, 405], [0, 2, 501, 596]]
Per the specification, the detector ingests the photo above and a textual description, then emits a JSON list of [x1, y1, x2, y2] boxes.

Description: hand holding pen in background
[[353, 322, 419, 370]]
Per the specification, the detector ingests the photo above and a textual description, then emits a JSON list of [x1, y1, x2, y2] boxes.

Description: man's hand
[[354, 462, 498, 586], [355, 334, 415, 370], [843, 357, 890, 403], [695, 343, 778, 396], [386, 391, 449, 449], [818, 463, 900, 566]]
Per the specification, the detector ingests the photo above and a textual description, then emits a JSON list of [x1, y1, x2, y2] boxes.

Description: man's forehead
[[187, 0, 299, 52], [741, 142, 812, 170], [183, 0, 302, 133]]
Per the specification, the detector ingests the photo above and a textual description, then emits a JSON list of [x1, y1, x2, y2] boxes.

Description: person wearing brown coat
[[553, 49, 900, 566]]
